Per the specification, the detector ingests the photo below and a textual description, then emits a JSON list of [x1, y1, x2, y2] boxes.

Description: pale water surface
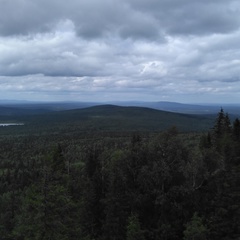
[[0, 123, 24, 126]]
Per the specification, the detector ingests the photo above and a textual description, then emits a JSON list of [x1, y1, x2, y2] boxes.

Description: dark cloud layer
[[2, 0, 239, 38], [0, 0, 240, 103]]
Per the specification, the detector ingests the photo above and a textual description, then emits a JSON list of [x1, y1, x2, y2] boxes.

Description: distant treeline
[[0, 109, 239, 239]]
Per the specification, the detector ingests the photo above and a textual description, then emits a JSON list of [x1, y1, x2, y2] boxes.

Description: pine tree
[[233, 118, 240, 141], [14, 145, 78, 240], [213, 108, 232, 138], [183, 212, 208, 240], [126, 214, 145, 240]]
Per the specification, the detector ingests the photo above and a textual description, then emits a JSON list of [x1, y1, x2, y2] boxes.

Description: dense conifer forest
[[0, 108, 239, 239]]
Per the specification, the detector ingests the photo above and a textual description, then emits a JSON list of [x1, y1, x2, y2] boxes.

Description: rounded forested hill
[[7, 104, 215, 134]]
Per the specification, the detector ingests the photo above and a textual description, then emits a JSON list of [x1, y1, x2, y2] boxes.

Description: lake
[[0, 123, 24, 127]]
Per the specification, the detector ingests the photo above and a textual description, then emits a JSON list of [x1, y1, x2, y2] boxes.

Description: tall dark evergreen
[[213, 108, 232, 140], [233, 118, 240, 141], [126, 214, 145, 240], [183, 212, 208, 240], [80, 144, 105, 239], [14, 146, 78, 240]]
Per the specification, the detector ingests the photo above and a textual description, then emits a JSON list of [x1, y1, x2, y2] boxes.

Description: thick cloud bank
[[0, 0, 240, 102]]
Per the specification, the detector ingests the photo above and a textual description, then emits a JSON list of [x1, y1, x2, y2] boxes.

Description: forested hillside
[[0, 105, 215, 135], [0, 109, 239, 239]]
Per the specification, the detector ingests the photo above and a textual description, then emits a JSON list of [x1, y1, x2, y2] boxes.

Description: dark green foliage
[[0, 105, 215, 136], [183, 212, 208, 240], [13, 147, 79, 240], [203, 166, 240, 239], [213, 108, 229, 138], [199, 132, 212, 149], [80, 144, 106, 239], [233, 118, 240, 140], [0, 108, 240, 239], [126, 214, 145, 240]]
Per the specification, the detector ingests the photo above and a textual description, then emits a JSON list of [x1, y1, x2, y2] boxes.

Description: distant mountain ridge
[[1, 100, 239, 116], [109, 101, 240, 115]]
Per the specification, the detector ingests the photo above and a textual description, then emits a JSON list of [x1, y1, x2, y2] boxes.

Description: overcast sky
[[0, 0, 240, 103]]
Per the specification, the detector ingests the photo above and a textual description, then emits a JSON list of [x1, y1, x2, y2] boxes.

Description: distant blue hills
[[108, 101, 240, 115], [0, 100, 239, 115], [0, 101, 239, 133]]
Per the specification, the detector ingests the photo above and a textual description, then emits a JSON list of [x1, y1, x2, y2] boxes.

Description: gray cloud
[[3, 0, 239, 39], [0, 0, 163, 40], [0, 0, 240, 103], [128, 0, 240, 35]]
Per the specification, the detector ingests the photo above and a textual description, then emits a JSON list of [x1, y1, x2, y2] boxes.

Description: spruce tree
[[14, 145, 77, 240], [127, 214, 145, 240], [183, 212, 208, 240]]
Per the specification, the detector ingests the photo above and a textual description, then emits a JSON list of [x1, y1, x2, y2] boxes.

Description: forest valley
[[0, 108, 240, 240]]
